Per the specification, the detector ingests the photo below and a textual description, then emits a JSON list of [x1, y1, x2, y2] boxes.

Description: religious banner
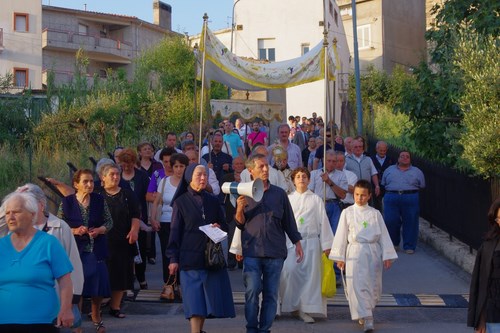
[[198, 27, 337, 91]]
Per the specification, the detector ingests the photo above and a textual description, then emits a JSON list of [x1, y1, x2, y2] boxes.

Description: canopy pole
[[322, 27, 329, 203], [198, 13, 209, 163]]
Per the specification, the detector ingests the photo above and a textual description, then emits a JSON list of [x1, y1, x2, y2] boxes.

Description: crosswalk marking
[[134, 290, 469, 308]]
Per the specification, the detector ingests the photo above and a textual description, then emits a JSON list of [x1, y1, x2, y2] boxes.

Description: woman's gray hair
[[96, 158, 116, 177], [16, 183, 47, 212], [1, 191, 39, 225], [100, 162, 120, 178]]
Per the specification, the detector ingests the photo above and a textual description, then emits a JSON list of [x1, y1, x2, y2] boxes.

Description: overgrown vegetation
[[349, 0, 499, 177], [0, 36, 227, 197]]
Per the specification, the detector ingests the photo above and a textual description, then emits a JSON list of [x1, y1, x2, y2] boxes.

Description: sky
[[42, 0, 234, 35]]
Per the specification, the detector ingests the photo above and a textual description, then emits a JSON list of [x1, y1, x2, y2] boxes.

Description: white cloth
[[208, 167, 220, 195], [329, 204, 397, 320], [198, 27, 337, 91], [240, 168, 288, 192], [341, 169, 358, 204], [238, 125, 252, 140], [278, 168, 295, 194], [46, 214, 84, 296], [280, 190, 333, 316], [158, 177, 176, 223]]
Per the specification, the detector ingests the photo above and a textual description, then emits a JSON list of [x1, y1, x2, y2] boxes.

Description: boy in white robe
[[330, 179, 397, 332], [279, 167, 333, 322]]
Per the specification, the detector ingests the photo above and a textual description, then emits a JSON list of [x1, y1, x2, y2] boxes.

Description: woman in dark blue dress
[[167, 163, 235, 333], [58, 169, 112, 333]]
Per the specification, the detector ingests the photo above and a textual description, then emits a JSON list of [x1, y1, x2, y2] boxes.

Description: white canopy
[[198, 27, 338, 91]]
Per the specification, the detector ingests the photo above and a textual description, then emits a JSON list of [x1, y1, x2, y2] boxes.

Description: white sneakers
[[292, 310, 315, 323]]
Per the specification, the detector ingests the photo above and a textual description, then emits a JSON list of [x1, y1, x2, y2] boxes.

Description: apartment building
[[42, 1, 175, 87], [338, 0, 426, 73], [0, 0, 43, 90], [0, 0, 176, 91]]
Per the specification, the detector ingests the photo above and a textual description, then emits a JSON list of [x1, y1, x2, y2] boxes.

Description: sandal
[[109, 308, 126, 318], [93, 320, 106, 333]]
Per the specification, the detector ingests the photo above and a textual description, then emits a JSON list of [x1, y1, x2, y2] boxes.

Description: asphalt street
[[71, 235, 473, 333]]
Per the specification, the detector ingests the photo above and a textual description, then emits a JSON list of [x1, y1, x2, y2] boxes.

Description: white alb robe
[[279, 190, 333, 316], [329, 203, 397, 320]]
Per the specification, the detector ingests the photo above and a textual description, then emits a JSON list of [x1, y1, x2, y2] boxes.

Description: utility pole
[[351, 0, 363, 135]]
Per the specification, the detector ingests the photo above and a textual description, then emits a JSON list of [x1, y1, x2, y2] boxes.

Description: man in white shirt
[[154, 132, 182, 161], [268, 124, 302, 170]]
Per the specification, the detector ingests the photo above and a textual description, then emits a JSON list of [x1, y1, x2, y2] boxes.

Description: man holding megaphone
[[234, 153, 304, 333]]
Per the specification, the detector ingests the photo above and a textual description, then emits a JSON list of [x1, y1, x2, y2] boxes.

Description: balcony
[[0, 28, 4, 53], [42, 69, 106, 87], [42, 28, 132, 64]]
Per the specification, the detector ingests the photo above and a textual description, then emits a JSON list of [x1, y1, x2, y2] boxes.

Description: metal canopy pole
[[198, 14, 209, 163]]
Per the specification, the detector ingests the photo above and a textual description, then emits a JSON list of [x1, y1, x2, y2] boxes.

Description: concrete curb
[[419, 217, 476, 275]]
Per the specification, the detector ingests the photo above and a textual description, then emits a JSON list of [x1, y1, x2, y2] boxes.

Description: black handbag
[[205, 239, 226, 270]]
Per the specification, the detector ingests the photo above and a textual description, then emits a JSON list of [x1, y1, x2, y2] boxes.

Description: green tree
[[390, 0, 499, 166], [455, 33, 500, 176]]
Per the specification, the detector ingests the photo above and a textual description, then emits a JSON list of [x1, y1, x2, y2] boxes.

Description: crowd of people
[[15, 113, 500, 333]]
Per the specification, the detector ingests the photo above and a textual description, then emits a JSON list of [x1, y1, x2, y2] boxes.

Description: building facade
[[42, 1, 175, 87], [338, 0, 426, 73], [1, 1, 175, 91], [0, 0, 43, 90]]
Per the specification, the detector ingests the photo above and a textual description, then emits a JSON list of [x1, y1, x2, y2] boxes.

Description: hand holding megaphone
[[221, 178, 264, 206]]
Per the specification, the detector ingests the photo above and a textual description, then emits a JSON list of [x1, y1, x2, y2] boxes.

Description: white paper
[[199, 224, 228, 244]]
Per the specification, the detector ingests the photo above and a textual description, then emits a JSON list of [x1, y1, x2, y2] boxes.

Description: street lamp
[[230, 0, 241, 53], [228, 0, 241, 99]]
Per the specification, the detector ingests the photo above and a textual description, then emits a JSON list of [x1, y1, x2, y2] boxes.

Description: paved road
[[74, 239, 473, 333]]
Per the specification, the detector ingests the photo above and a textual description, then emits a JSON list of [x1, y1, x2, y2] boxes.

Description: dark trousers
[[135, 230, 148, 283], [146, 230, 157, 259], [158, 222, 174, 283]]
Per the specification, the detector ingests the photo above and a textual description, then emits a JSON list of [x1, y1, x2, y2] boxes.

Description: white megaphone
[[221, 178, 264, 206]]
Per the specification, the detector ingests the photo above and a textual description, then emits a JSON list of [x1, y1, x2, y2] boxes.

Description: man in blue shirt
[[381, 150, 425, 254], [235, 154, 303, 333]]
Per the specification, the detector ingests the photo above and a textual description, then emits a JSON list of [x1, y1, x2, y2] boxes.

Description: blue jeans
[[487, 322, 500, 333], [383, 192, 420, 251], [243, 257, 284, 333], [325, 201, 342, 234]]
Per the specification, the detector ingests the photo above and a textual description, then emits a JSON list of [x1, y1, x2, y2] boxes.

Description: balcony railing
[[42, 69, 106, 87], [42, 28, 133, 63]]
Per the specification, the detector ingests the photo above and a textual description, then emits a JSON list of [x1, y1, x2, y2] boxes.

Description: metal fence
[[368, 138, 499, 251]]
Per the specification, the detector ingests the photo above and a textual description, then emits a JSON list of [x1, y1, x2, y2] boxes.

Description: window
[[258, 38, 276, 62], [78, 23, 88, 35], [301, 43, 310, 56], [14, 13, 29, 32], [357, 24, 371, 49], [334, 10, 339, 26], [13, 68, 28, 87], [329, 1, 334, 16]]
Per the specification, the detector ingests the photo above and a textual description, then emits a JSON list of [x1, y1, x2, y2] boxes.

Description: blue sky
[[42, 0, 233, 35]]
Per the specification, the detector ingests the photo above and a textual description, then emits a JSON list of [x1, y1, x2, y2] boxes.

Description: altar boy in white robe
[[279, 167, 333, 323], [330, 179, 397, 332]]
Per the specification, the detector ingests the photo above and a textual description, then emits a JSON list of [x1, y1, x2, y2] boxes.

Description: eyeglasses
[[495, 218, 500, 222]]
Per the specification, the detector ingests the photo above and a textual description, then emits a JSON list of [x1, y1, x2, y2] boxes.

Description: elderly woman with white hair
[[14, 183, 85, 333], [0, 191, 74, 332]]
